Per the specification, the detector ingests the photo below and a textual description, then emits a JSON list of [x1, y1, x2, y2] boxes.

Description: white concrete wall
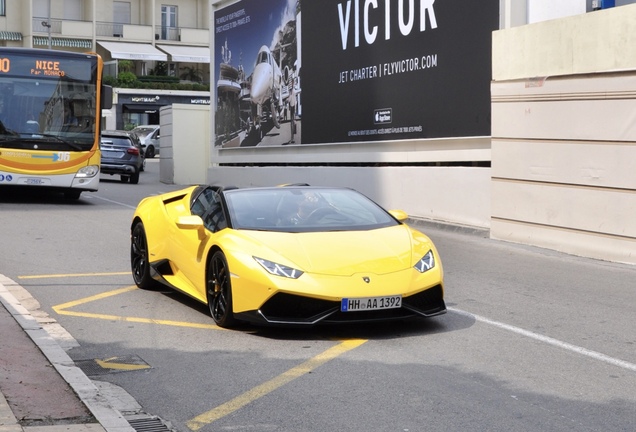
[[493, 4, 636, 80], [160, 104, 209, 185], [208, 165, 492, 228], [492, 7, 636, 264], [208, 136, 492, 228]]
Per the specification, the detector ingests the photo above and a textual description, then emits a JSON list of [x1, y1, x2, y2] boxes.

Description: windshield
[[224, 187, 400, 232], [257, 50, 270, 65], [0, 54, 97, 152], [132, 127, 156, 138]]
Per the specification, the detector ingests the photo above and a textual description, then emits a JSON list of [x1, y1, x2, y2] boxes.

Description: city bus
[[0, 48, 112, 199]]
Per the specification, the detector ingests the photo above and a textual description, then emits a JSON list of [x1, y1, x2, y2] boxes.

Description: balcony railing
[[97, 21, 124, 37], [33, 17, 62, 34], [30, 18, 206, 44], [155, 25, 180, 41]]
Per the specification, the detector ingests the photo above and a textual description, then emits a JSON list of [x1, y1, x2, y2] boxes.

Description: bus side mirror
[[101, 85, 113, 109]]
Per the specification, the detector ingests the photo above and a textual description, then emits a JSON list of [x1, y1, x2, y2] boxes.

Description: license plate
[[26, 178, 45, 185], [103, 150, 124, 157], [341, 295, 402, 312]]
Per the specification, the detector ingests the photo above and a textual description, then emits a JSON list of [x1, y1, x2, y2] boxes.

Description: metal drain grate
[[126, 415, 175, 432]]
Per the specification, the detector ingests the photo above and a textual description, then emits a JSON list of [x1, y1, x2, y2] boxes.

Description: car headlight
[[414, 250, 435, 273], [254, 257, 303, 279]]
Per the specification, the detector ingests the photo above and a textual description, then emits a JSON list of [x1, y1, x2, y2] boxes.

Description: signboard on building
[[214, 0, 499, 147]]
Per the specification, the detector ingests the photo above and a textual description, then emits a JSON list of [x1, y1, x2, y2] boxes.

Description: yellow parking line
[[19, 271, 130, 279], [53, 286, 222, 330], [54, 286, 138, 310], [186, 338, 368, 430]]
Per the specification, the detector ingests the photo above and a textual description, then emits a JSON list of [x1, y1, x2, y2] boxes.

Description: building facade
[[0, 0, 211, 129]]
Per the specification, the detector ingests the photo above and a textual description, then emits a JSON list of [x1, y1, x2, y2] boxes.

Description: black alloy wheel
[[130, 222, 157, 289], [207, 251, 236, 328]]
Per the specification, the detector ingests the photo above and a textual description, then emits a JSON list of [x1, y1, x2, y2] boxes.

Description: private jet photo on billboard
[[214, 0, 301, 147]]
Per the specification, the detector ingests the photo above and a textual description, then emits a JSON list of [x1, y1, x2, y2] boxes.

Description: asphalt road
[[1, 159, 635, 432]]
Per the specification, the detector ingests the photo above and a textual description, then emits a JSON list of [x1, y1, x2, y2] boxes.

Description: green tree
[[179, 66, 204, 83], [118, 60, 134, 73]]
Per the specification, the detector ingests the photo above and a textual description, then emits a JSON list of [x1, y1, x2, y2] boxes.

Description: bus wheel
[[64, 190, 81, 200]]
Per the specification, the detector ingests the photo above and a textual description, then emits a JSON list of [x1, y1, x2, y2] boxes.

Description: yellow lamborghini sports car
[[130, 185, 446, 328]]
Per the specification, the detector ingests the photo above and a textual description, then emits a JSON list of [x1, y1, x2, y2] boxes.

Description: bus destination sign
[[0, 54, 93, 81]]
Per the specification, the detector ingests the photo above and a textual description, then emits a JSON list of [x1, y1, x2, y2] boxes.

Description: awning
[[97, 41, 167, 61], [33, 36, 92, 49], [0, 31, 22, 41], [157, 45, 210, 63]]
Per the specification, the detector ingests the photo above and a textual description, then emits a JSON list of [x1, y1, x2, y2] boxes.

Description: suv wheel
[[146, 146, 155, 158], [130, 171, 140, 184]]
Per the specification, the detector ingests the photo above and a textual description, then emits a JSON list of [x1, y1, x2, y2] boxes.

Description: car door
[[170, 187, 227, 301]]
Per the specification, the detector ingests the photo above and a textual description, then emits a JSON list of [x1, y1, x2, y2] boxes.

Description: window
[[33, 0, 47, 17], [64, 0, 82, 20], [0, 0, 5, 16], [161, 5, 178, 40], [113, 2, 131, 36]]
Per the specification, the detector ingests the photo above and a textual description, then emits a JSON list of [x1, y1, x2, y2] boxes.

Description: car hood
[[238, 224, 428, 276]]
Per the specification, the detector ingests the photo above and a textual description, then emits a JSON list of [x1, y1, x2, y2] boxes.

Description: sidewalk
[[0, 276, 136, 432]]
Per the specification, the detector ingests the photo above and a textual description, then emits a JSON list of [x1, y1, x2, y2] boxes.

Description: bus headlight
[[76, 165, 99, 178]]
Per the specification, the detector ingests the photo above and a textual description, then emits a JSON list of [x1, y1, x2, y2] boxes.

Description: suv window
[[101, 136, 132, 147]]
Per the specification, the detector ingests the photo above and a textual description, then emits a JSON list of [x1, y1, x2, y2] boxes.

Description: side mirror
[[101, 85, 113, 109], [388, 209, 408, 222], [177, 215, 205, 229]]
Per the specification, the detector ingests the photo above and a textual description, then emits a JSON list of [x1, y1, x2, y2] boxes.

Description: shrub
[[118, 71, 137, 86]]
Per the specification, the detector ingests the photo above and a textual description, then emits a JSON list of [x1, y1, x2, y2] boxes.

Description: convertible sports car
[[130, 184, 446, 328]]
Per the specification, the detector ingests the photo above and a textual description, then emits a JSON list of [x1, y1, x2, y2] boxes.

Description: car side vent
[[163, 194, 186, 205]]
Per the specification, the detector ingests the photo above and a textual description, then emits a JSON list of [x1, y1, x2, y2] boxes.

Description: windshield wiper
[[0, 136, 22, 146], [29, 133, 84, 151], [0, 133, 84, 151]]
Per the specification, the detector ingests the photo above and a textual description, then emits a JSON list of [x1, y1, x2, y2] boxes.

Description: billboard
[[214, 0, 499, 147]]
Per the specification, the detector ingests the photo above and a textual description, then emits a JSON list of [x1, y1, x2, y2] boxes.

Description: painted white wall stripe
[[449, 307, 636, 373]]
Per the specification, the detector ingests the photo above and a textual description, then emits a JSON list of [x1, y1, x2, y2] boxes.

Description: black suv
[[100, 130, 145, 184]]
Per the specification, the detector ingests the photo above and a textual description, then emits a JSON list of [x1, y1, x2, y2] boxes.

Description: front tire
[[64, 190, 81, 200], [131, 222, 158, 289], [207, 251, 236, 328]]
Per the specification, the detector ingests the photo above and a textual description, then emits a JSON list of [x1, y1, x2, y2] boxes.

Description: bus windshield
[[0, 53, 97, 152]]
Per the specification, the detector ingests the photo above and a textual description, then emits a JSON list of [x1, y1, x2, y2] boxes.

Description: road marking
[[86, 195, 137, 209], [449, 307, 636, 373], [53, 286, 223, 330], [95, 356, 151, 371], [186, 338, 368, 431], [19, 271, 130, 279]]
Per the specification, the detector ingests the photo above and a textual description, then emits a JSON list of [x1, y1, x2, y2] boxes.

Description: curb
[[406, 216, 490, 237], [0, 275, 136, 432]]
